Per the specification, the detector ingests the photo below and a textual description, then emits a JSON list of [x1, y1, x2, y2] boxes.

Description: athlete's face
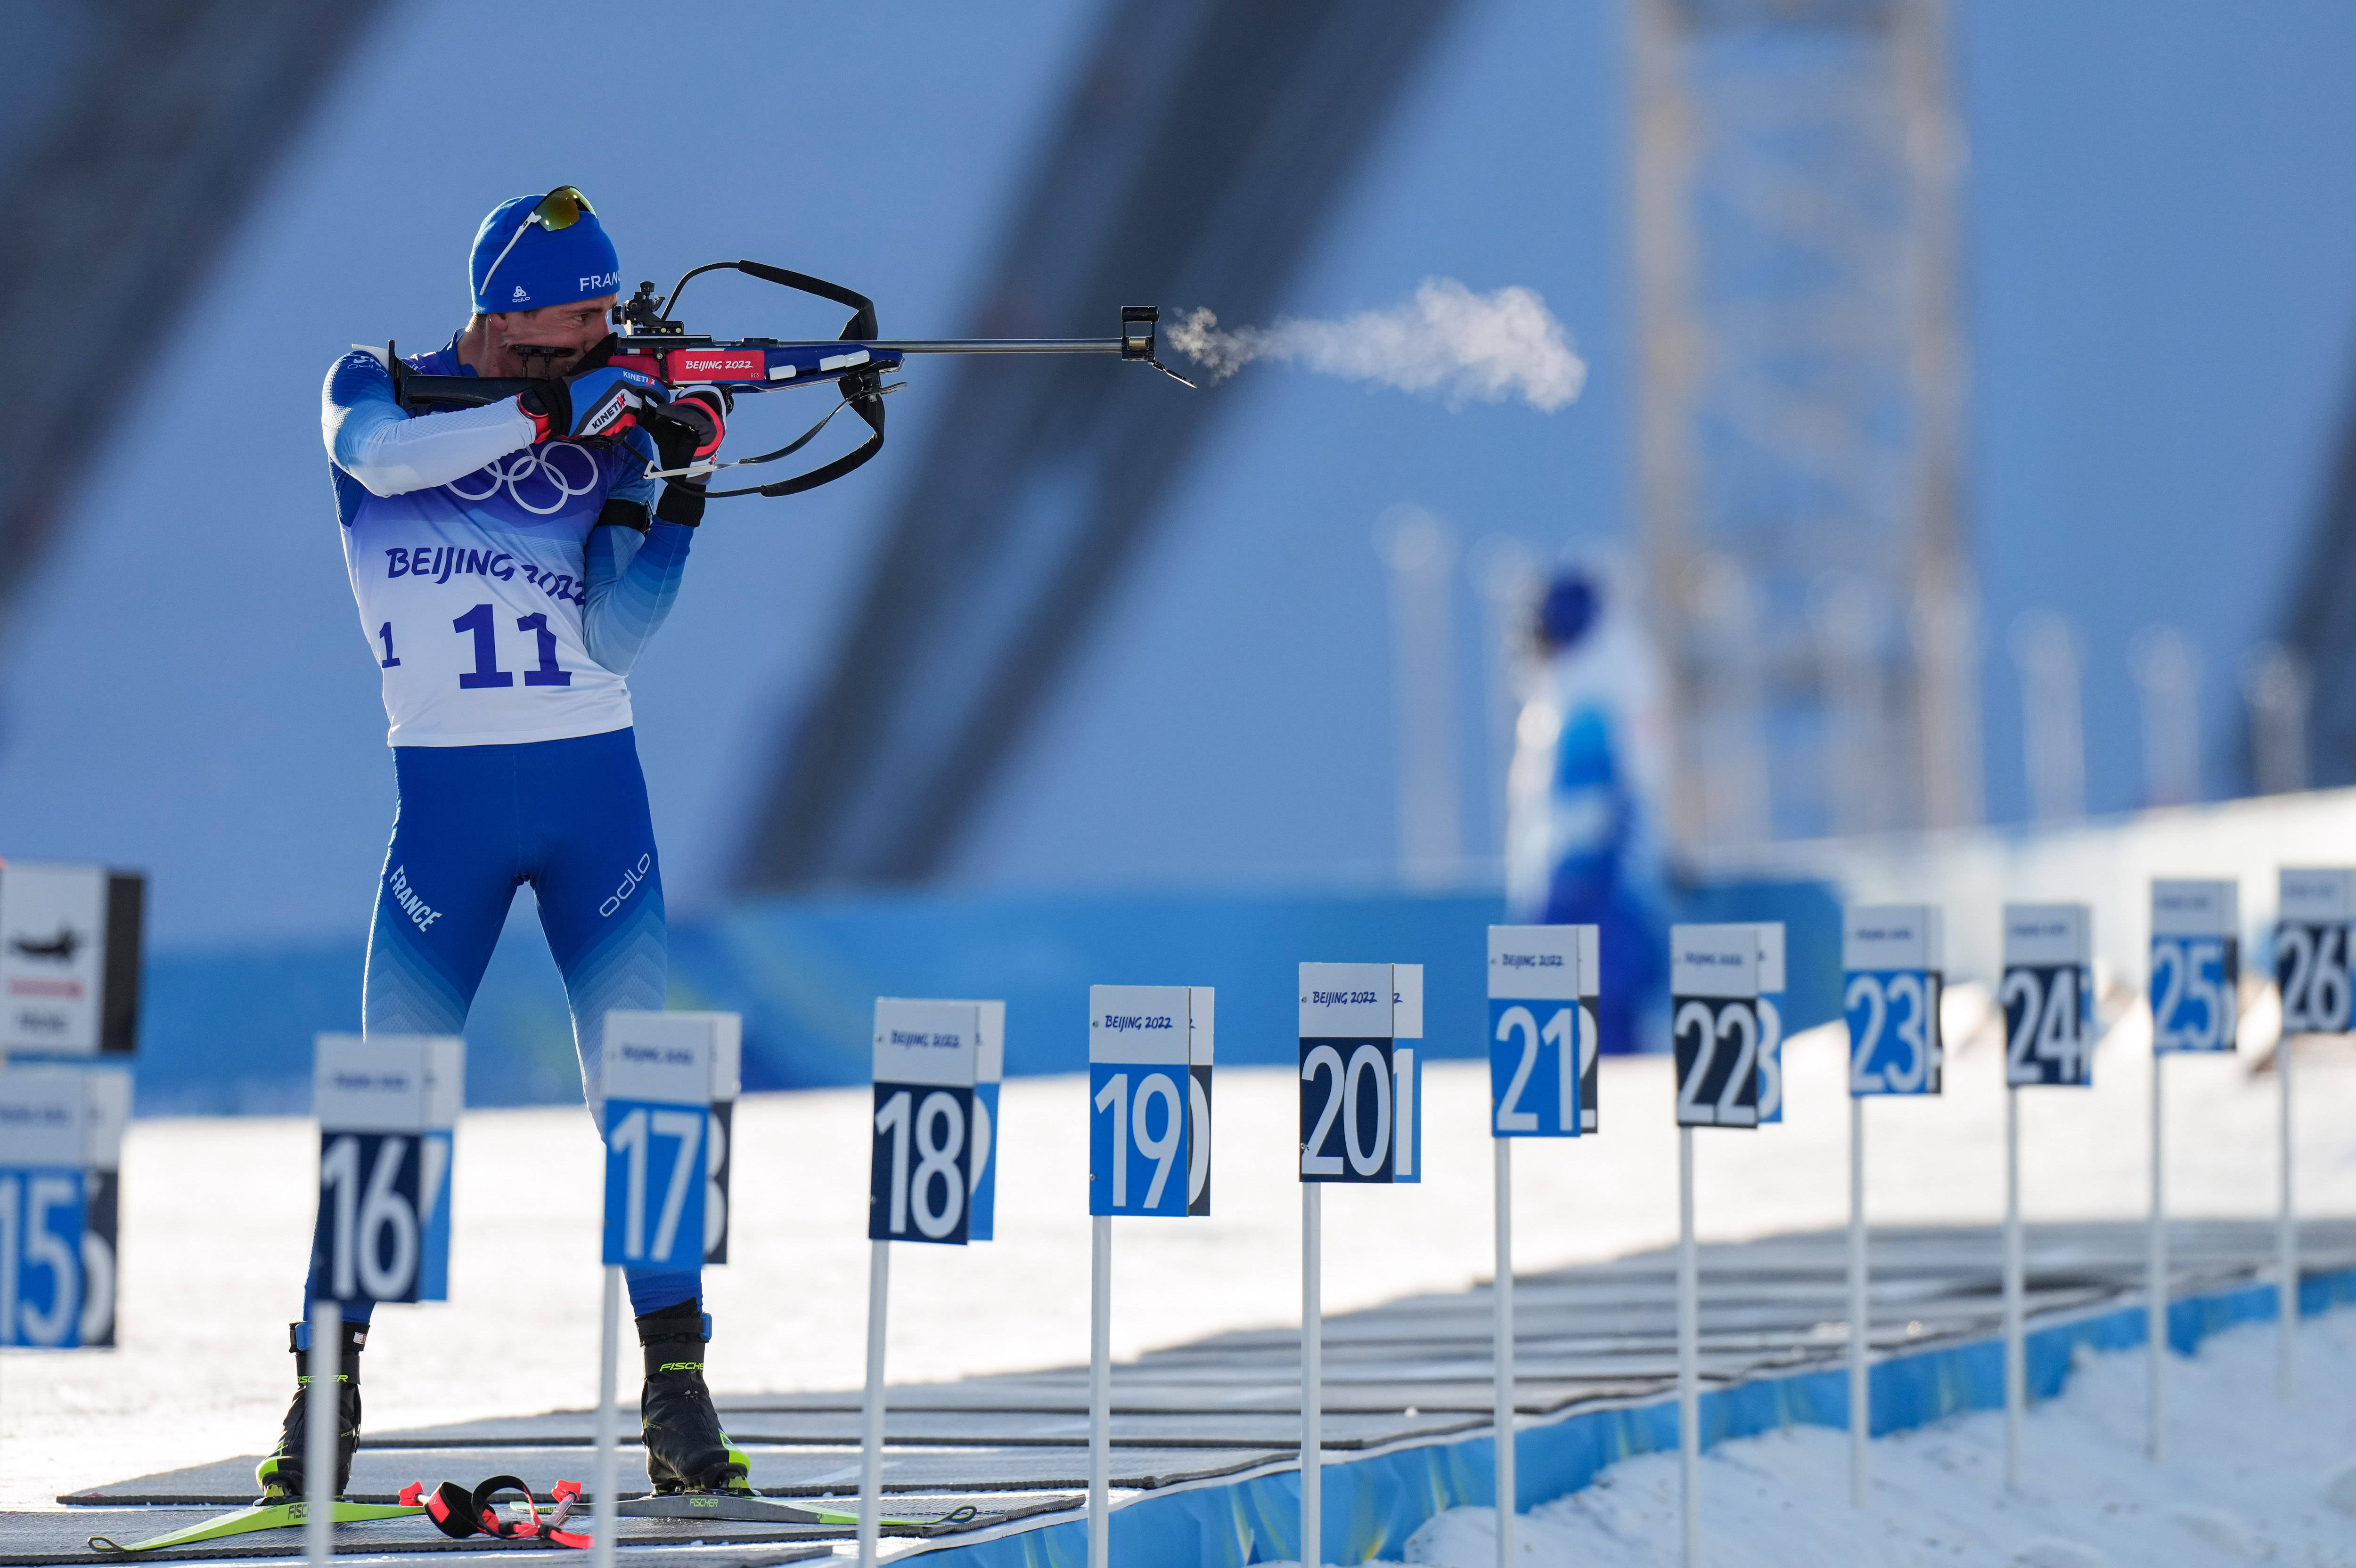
[[464, 297, 618, 379]]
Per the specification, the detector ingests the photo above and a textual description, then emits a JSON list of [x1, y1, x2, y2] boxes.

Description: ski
[[615, 1494, 979, 1528], [89, 1499, 423, 1554]]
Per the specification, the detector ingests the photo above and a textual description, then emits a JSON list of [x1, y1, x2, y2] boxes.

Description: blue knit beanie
[[469, 192, 622, 316]]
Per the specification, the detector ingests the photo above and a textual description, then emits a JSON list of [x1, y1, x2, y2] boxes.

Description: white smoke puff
[[1166, 278, 1586, 412]]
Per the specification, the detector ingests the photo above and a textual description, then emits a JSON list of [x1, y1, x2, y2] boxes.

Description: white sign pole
[[592, 1265, 621, 1568], [1301, 1183, 1323, 1568], [1089, 1214, 1111, 1568], [2003, 1084, 2022, 1491], [2147, 1046, 2165, 1461], [858, 1239, 889, 1568], [2278, 1010, 2296, 1398], [1848, 1094, 1866, 1506], [305, 1296, 338, 1567], [1677, 1124, 1698, 1568], [1494, 1137, 1514, 1568], [1484, 922, 1587, 1565]]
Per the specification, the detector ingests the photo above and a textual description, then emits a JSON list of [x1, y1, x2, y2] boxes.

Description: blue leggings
[[306, 727, 697, 1322]]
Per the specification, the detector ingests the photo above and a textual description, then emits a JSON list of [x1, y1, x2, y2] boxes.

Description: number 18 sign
[[601, 1015, 711, 1269], [870, 999, 981, 1245]]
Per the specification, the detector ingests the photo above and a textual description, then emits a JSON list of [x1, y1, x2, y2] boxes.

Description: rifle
[[388, 261, 1189, 499]]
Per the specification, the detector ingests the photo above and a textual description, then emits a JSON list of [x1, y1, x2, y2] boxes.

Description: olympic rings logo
[[446, 442, 600, 515]]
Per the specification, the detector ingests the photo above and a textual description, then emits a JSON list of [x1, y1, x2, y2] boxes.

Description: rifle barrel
[[867, 338, 1123, 354]]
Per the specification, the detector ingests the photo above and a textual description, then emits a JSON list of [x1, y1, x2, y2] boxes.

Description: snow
[[6, 996, 2356, 1545], [1392, 1311, 2356, 1567]]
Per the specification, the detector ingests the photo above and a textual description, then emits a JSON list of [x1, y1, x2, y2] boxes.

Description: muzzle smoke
[[1166, 278, 1586, 412]]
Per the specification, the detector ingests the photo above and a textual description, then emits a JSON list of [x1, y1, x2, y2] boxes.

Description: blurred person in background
[[266, 188, 746, 1502], [1504, 560, 1672, 1054]]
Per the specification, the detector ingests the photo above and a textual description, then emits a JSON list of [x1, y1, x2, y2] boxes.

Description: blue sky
[[2, 0, 2354, 948]]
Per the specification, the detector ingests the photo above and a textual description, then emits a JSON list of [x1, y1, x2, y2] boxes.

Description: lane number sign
[[1846, 906, 1944, 1096], [1487, 926, 1594, 1138], [314, 1035, 462, 1305], [869, 999, 979, 1245], [2151, 882, 2238, 1054], [1671, 924, 1780, 1127], [0, 1070, 87, 1346], [2276, 868, 2355, 1037], [2002, 904, 2094, 1087], [1090, 986, 1212, 1217], [1299, 964, 1423, 1182], [601, 1015, 711, 1269]]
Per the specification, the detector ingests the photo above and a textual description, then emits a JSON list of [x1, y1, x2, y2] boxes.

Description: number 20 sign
[[870, 999, 980, 1245], [1299, 964, 1422, 1182], [1488, 926, 1595, 1137], [600, 1015, 710, 1269], [1089, 986, 1212, 1217]]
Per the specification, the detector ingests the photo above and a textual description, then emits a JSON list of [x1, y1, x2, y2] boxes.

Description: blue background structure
[[2, 1, 2356, 957]]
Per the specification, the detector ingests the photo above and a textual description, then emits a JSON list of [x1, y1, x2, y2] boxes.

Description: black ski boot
[[637, 1300, 748, 1494], [254, 1319, 367, 1500]]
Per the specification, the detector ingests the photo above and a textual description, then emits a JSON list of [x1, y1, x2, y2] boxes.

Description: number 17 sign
[[601, 1015, 711, 1270]]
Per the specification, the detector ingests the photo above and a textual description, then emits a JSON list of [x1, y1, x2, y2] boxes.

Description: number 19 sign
[[600, 1015, 711, 1270], [1089, 987, 1212, 1216], [869, 1000, 981, 1245]]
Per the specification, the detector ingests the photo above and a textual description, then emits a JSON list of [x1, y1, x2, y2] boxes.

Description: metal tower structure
[[1630, 0, 1977, 849], [736, 0, 1464, 890], [0, 0, 389, 639]]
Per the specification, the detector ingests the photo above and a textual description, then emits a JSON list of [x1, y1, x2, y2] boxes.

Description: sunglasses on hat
[[478, 185, 596, 301]]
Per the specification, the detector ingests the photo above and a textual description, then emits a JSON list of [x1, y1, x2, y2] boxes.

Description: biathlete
[[264, 187, 745, 1501]]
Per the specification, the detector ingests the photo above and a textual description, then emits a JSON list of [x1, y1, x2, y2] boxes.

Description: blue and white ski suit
[[315, 338, 699, 1317]]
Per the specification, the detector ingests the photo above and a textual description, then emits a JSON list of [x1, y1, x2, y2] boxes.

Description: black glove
[[643, 389, 729, 474]]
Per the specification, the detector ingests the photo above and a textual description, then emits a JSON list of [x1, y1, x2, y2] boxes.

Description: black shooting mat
[[371, 1407, 1484, 1451], [53, 1218, 2356, 1558], [65, 1447, 1279, 1508], [0, 1508, 843, 1567]]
